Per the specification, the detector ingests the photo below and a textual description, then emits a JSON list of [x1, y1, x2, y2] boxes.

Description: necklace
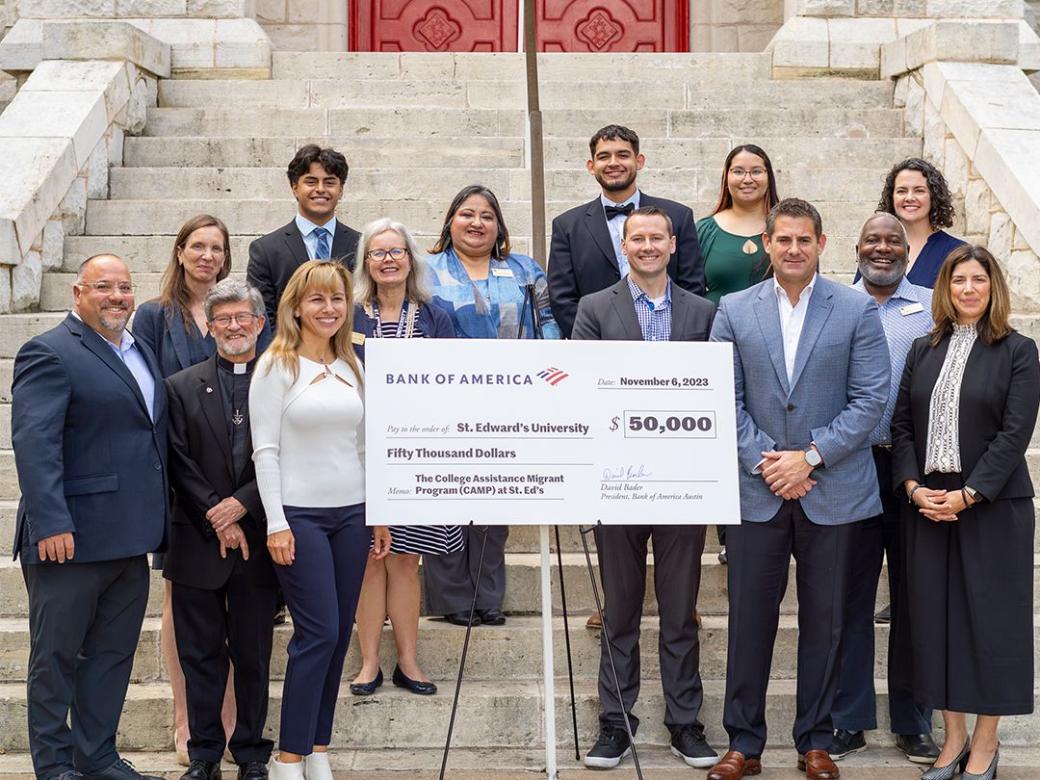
[[232, 409, 244, 426], [368, 299, 419, 339]]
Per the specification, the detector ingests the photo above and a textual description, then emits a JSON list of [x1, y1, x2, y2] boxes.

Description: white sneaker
[[303, 752, 333, 780], [268, 758, 305, 780]]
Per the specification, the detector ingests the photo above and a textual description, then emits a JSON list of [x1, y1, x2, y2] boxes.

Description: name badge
[[491, 268, 514, 278], [351, 332, 365, 345], [900, 302, 925, 316]]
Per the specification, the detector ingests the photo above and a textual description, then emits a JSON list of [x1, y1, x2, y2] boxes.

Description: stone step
[[156, 79, 893, 112], [269, 51, 773, 83], [121, 135, 920, 172], [82, 198, 887, 238], [2, 677, 1038, 752], [106, 166, 892, 205], [141, 107, 905, 140], [0, 403, 7, 449]]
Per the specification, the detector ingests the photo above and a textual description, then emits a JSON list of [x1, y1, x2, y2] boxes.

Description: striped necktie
[[313, 227, 331, 260]]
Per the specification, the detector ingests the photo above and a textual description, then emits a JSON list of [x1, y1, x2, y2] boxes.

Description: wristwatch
[[804, 447, 823, 468], [963, 485, 981, 503]]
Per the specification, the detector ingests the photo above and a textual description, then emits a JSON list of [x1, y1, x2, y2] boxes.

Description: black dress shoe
[[444, 611, 480, 626], [349, 667, 383, 696], [477, 608, 506, 625], [273, 605, 288, 626], [392, 664, 437, 695], [236, 762, 267, 780], [85, 758, 163, 780], [896, 732, 941, 764], [179, 760, 220, 780], [828, 728, 866, 760]]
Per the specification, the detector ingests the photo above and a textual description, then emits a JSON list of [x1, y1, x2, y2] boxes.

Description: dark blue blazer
[[11, 314, 168, 563], [133, 299, 272, 379], [351, 301, 456, 363]]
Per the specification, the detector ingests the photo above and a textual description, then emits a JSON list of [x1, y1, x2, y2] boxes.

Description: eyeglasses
[[209, 313, 260, 327], [76, 282, 135, 295], [366, 248, 409, 261], [729, 167, 767, 179]]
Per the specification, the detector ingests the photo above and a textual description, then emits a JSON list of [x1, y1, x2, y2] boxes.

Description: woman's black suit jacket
[[891, 329, 1040, 502]]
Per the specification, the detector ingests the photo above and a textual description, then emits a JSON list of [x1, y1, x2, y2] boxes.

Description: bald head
[[856, 212, 909, 292], [73, 254, 135, 345]]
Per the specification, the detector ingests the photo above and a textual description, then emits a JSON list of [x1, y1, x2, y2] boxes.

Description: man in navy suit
[[246, 144, 361, 328], [12, 254, 167, 780], [548, 124, 705, 338], [707, 200, 890, 780]]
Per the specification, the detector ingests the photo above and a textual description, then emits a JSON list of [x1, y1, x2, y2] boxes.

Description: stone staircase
[[2, 51, 1040, 774]]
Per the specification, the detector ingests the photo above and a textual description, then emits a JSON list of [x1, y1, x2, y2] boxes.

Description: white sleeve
[[250, 356, 290, 535], [356, 361, 366, 471]]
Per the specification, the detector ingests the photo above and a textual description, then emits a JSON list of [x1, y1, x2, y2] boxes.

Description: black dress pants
[[172, 571, 279, 764], [423, 525, 508, 614], [22, 556, 149, 780], [722, 501, 856, 757], [596, 524, 707, 734]]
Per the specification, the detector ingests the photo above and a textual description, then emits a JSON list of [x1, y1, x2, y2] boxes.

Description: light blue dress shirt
[[74, 312, 156, 421], [852, 276, 933, 445], [601, 190, 640, 279], [295, 214, 337, 260]]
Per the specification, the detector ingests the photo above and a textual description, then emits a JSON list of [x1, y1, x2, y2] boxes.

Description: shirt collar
[[295, 213, 337, 237], [601, 190, 640, 210], [71, 310, 135, 352], [627, 274, 671, 306], [773, 273, 817, 304], [217, 355, 257, 375], [852, 275, 921, 305]]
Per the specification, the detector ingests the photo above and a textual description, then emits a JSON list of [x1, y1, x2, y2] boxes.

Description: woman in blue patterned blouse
[[423, 185, 561, 627]]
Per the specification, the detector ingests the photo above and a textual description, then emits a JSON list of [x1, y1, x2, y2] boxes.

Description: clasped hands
[[207, 496, 250, 559], [906, 481, 973, 522], [760, 450, 817, 500]]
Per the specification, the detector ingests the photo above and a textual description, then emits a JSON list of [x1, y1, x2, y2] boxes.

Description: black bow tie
[[604, 203, 634, 220]]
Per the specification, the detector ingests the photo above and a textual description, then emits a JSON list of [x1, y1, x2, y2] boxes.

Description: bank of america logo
[[537, 367, 569, 386]]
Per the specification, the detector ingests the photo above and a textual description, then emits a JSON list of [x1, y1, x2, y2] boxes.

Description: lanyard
[[367, 299, 419, 339]]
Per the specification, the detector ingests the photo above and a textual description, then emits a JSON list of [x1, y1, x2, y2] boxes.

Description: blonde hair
[[265, 260, 364, 385], [930, 244, 1013, 346], [353, 218, 432, 306]]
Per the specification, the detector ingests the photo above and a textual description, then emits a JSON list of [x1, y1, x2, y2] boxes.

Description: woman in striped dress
[[348, 218, 460, 696]]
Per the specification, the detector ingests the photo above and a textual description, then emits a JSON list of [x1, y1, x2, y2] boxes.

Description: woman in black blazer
[[891, 245, 1040, 780]]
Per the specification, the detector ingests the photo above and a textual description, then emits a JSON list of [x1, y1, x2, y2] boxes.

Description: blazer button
[[153, 462, 162, 470], [787, 404, 796, 412]]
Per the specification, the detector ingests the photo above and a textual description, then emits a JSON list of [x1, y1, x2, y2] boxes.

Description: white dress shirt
[[601, 190, 640, 278], [774, 274, 817, 385], [295, 214, 337, 260]]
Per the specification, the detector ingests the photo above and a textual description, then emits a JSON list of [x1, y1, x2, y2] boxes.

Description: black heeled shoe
[[392, 664, 437, 695], [920, 740, 970, 780], [349, 668, 383, 696]]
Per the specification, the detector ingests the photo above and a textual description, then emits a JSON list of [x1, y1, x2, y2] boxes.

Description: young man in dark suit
[[246, 145, 361, 328], [164, 279, 279, 780], [548, 124, 705, 339], [12, 255, 166, 780], [572, 207, 718, 771]]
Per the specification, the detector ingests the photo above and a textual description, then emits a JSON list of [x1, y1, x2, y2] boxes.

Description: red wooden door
[[351, 1, 520, 52], [351, 1, 688, 52]]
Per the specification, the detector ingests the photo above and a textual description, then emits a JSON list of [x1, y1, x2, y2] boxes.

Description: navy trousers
[[22, 556, 149, 780], [832, 447, 932, 734], [275, 504, 370, 755]]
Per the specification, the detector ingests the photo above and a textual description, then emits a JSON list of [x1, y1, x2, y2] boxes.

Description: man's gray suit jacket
[[570, 278, 716, 342]]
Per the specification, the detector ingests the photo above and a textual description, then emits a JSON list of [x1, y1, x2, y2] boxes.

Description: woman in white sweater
[[249, 259, 391, 780]]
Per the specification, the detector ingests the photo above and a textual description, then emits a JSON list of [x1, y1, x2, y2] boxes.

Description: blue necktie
[[313, 227, 330, 260]]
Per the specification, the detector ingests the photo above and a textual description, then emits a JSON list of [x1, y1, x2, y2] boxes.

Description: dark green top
[[696, 215, 770, 305]]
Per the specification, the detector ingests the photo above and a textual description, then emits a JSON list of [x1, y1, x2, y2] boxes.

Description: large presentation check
[[365, 339, 740, 526]]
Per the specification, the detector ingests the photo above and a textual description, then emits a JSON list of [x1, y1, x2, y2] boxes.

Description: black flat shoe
[[444, 612, 480, 626], [392, 664, 437, 695], [349, 668, 383, 696], [477, 608, 506, 625]]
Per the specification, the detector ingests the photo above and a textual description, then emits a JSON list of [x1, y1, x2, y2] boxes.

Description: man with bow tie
[[163, 279, 278, 780], [548, 124, 705, 339]]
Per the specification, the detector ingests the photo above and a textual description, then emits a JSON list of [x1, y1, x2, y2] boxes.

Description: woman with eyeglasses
[[133, 214, 270, 765], [422, 184, 561, 628], [696, 145, 779, 563], [347, 218, 458, 697]]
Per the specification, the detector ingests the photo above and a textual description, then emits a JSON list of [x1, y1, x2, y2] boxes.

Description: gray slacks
[[423, 525, 508, 614]]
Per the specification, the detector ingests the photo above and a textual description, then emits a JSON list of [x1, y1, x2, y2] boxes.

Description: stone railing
[[0, 21, 168, 312], [886, 21, 1040, 311]]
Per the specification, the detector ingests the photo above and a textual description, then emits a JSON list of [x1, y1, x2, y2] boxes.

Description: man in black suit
[[164, 278, 279, 780], [246, 144, 360, 327], [12, 254, 166, 780], [548, 124, 705, 339], [572, 208, 718, 771]]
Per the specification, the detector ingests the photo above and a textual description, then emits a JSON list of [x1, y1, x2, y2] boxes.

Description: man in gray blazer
[[573, 207, 719, 771], [706, 199, 889, 780]]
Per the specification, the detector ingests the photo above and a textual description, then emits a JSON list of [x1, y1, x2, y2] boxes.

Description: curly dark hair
[[877, 158, 955, 229]]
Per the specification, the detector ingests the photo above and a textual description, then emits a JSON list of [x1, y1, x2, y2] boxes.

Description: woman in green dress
[[696, 144, 779, 305], [697, 144, 779, 560]]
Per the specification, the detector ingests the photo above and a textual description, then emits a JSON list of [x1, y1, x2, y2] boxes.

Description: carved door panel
[[537, 0, 687, 51], [352, 1, 520, 51]]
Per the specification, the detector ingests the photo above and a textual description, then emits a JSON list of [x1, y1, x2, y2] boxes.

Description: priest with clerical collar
[[163, 279, 279, 780]]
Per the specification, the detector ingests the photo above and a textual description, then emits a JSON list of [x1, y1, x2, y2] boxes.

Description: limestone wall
[[691, 0, 784, 52]]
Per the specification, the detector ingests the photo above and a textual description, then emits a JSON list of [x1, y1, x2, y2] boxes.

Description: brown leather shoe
[[585, 610, 603, 629], [707, 751, 763, 780], [799, 749, 840, 779]]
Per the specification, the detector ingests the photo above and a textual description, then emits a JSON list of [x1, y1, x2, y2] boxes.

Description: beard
[[98, 307, 130, 333], [858, 259, 906, 288], [218, 335, 256, 357], [595, 170, 637, 193]]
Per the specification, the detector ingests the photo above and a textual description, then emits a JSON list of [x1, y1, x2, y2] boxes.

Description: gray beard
[[219, 337, 256, 356], [859, 264, 905, 288]]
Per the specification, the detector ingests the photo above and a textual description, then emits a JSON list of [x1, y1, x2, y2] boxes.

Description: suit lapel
[[668, 283, 689, 341], [610, 282, 644, 340], [166, 308, 193, 373], [196, 358, 234, 482], [281, 221, 309, 268], [789, 280, 834, 392], [70, 315, 152, 419], [753, 286, 790, 396], [582, 198, 619, 272], [331, 220, 354, 262]]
